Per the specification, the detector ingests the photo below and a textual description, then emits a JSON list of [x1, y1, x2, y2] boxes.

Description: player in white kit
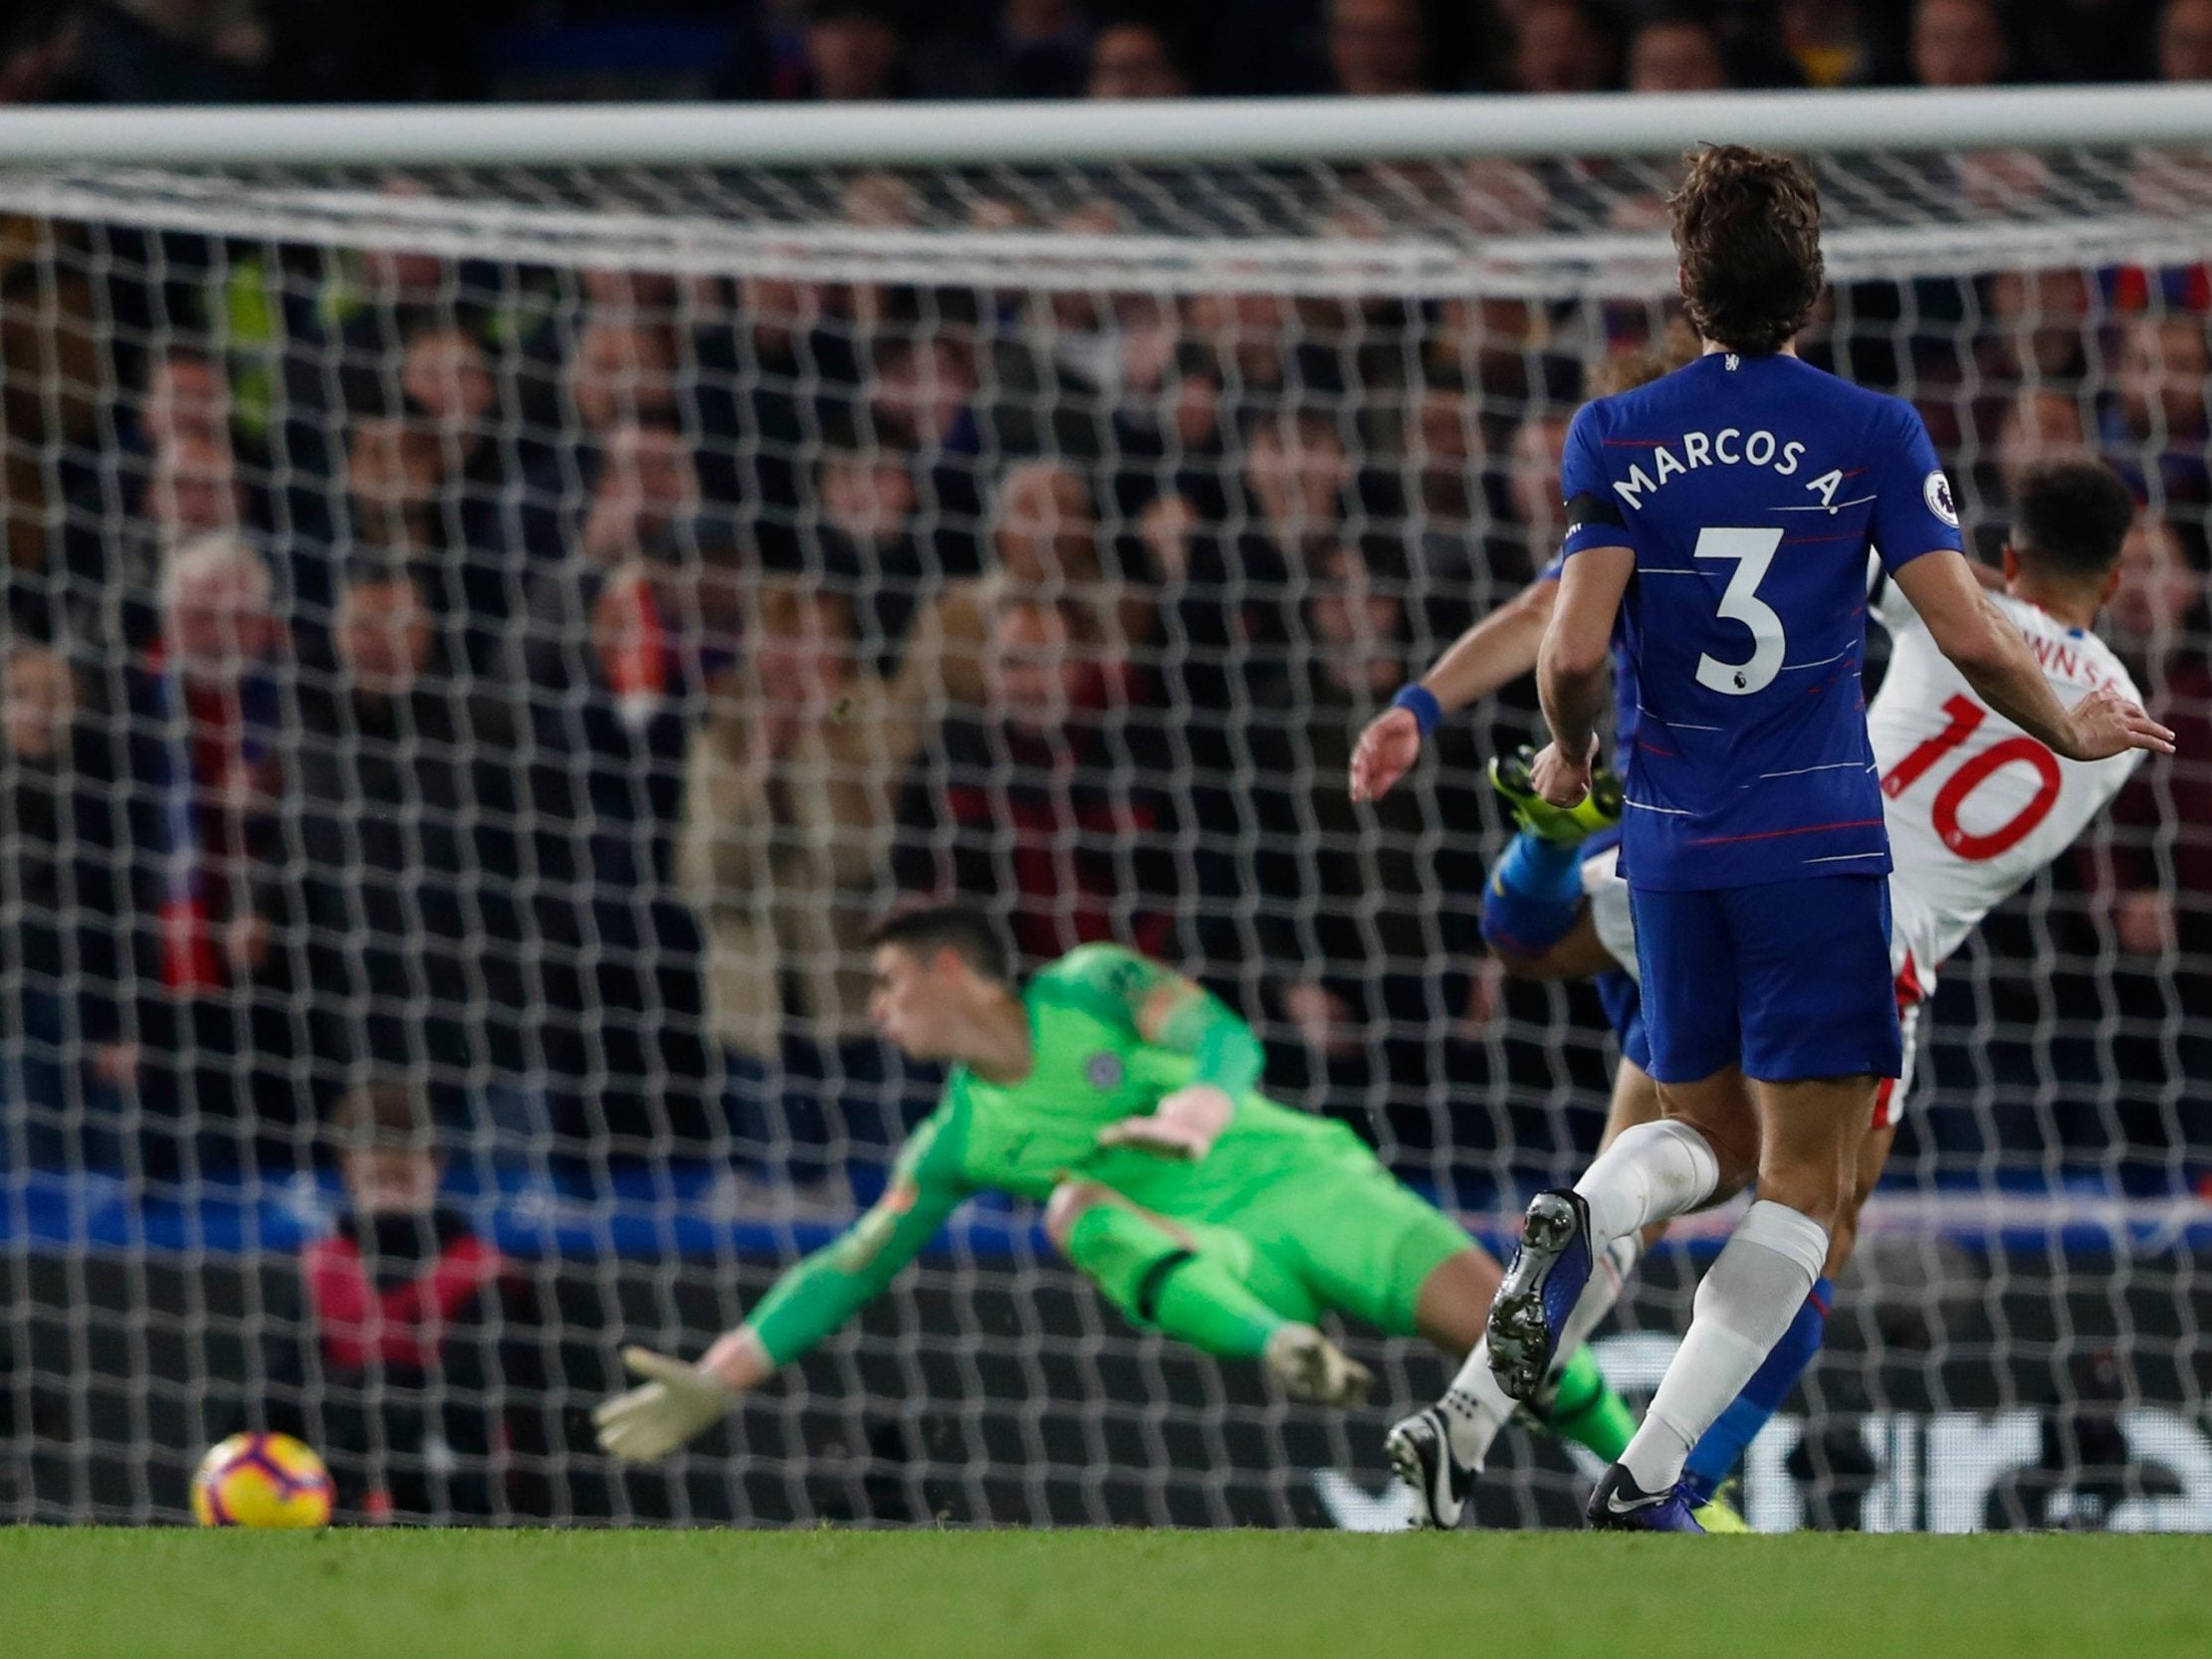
[[1357, 455, 2154, 1526]]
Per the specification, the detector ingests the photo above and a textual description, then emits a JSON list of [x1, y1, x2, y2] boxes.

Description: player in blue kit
[[1486, 144, 2172, 1532]]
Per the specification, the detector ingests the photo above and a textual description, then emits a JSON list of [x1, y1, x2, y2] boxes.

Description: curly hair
[[1668, 144, 1825, 355]]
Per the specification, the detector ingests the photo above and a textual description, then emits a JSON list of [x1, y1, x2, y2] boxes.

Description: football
[[190, 1433, 336, 1529]]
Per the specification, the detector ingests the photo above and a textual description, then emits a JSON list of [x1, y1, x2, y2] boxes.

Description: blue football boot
[[1587, 1465, 1707, 1533], [1485, 1188, 1594, 1402]]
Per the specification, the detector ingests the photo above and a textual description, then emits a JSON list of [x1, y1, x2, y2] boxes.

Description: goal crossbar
[[1, 86, 2211, 168]]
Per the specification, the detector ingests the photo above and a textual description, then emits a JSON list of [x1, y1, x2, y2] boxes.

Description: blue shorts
[[1591, 967, 1651, 1073], [1629, 875, 1902, 1085]]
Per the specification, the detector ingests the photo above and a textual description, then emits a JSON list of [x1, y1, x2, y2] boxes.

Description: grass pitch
[[7, 1527, 2208, 1659]]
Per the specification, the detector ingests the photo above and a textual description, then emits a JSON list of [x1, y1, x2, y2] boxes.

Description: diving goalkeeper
[[595, 904, 1635, 1478]]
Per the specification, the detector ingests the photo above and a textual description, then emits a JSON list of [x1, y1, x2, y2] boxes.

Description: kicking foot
[[1487, 1189, 1595, 1403], [1587, 1464, 1706, 1534], [1264, 1323, 1372, 1408], [1385, 1404, 1472, 1530], [1489, 744, 1623, 844]]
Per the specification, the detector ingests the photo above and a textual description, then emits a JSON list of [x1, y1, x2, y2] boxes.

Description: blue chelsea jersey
[[1558, 351, 1963, 891]]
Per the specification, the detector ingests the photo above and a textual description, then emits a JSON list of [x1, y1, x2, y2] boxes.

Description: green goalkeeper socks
[[1062, 1202, 1283, 1360], [1542, 1346, 1639, 1464]]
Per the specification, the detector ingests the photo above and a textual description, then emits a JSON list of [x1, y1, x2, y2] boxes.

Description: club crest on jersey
[[1923, 469, 1959, 528], [1085, 1052, 1124, 1091]]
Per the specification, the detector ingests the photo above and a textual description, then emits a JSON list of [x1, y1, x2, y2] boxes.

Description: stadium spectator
[[399, 318, 508, 545], [807, 441, 930, 674], [1404, 373, 1484, 559], [1626, 13, 1730, 93], [2159, 0, 2212, 79], [238, 1077, 553, 1522], [984, 202, 1183, 468], [680, 579, 921, 1173], [1779, 0, 1892, 87], [1244, 536, 1485, 1154], [912, 0, 1092, 100], [2101, 643, 2212, 959], [693, 270, 864, 564], [2100, 313, 2212, 512], [276, 563, 528, 1124], [2103, 516, 2207, 691], [120, 530, 299, 1171], [562, 313, 682, 452], [1965, 387, 2090, 551], [0, 638, 131, 1170], [1985, 268, 2096, 387], [43, 0, 270, 104], [2086, 531, 2212, 1155], [892, 591, 1187, 967], [1326, 0, 1431, 96], [137, 349, 232, 455], [1911, 0, 2011, 87], [868, 326, 996, 578], [1508, 0, 1615, 94], [1087, 18, 1187, 97], [143, 432, 247, 546], [510, 509, 735, 1155], [307, 415, 444, 651], [1493, 406, 1572, 583], [790, 0, 908, 101], [103, 426, 256, 642], [572, 420, 702, 573], [0, 6, 85, 104], [898, 460, 1135, 716]]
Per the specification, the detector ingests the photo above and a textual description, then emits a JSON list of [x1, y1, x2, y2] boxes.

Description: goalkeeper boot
[[1264, 1323, 1372, 1408], [1587, 1465, 1706, 1534], [1487, 1189, 1594, 1403], [1385, 1402, 1474, 1530], [1489, 744, 1624, 844]]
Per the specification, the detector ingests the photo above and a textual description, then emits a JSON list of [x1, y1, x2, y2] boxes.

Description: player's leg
[[1672, 950, 1919, 1502], [1387, 1248, 1641, 1530], [1487, 889, 1759, 1401], [1677, 1121, 1895, 1505], [1229, 1154, 1636, 1527], [1478, 747, 1622, 971], [1594, 876, 1901, 1530], [1042, 1179, 1369, 1405], [1533, 1054, 1672, 1375]]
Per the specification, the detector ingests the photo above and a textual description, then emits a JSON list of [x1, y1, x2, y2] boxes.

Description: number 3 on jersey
[[1881, 692, 2063, 860], [1692, 526, 1787, 696]]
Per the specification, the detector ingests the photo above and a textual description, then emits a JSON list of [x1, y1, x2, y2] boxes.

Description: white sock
[[1572, 1120, 1721, 1249], [1618, 1199, 1830, 1495], [1438, 1339, 1517, 1471]]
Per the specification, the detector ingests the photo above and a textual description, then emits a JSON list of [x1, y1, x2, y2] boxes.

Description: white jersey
[[1578, 569, 2140, 1122], [1866, 575, 2145, 994]]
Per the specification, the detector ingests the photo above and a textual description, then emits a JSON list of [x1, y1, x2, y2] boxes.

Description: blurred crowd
[[0, 157, 2206, 1198], [3, 0, 2212, 106]]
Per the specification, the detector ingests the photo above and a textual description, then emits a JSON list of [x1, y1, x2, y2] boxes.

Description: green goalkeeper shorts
[[1172, 1137, 1473, 1339]]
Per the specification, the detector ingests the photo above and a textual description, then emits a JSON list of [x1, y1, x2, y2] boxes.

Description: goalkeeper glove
[[592, 1347, 737, 1462]]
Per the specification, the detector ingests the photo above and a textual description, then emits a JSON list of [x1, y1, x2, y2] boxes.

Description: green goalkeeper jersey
[[745, 943, 1368, 1366]]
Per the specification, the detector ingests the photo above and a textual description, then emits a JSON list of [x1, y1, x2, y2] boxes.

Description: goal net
[[1, 104, 2208, 1532]]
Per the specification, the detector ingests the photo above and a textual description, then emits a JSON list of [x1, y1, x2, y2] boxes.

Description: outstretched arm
[[1891, 549, 2174, 762], [1350, 574, 1559, 802], [593, 1121, 970, 1461]]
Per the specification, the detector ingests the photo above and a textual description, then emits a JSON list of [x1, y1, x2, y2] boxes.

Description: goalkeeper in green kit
[[594, 906, 1637, 1506]]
